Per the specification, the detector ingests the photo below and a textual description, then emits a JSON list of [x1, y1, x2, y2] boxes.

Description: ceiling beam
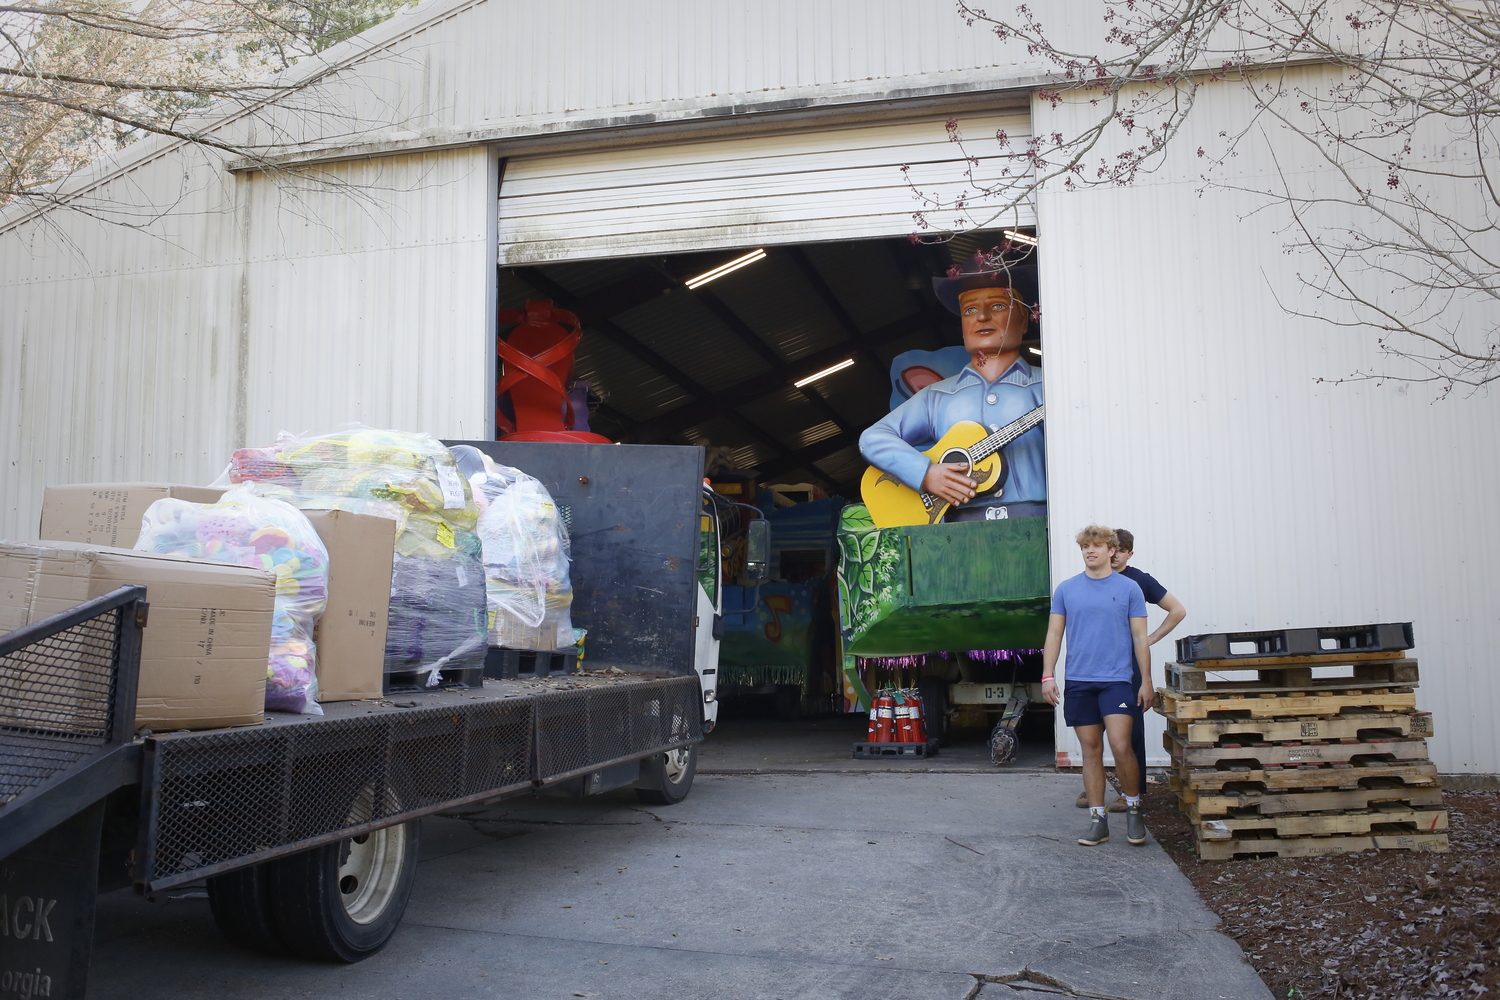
[[775, 246, 891, 376], [888, 239, 956, 350], [631, 311, 931, 442], [508, 265, 840, 491], [568, 270, 677, 323], [755, 432, 862, 483], [684, 280, 857, 437]]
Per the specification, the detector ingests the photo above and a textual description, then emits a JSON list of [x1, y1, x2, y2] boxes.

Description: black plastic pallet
[[852, 740, 940, 759], [1176, 623, 1413, 663], [485, 646, 579, 680], [384, 664, 485, 693]]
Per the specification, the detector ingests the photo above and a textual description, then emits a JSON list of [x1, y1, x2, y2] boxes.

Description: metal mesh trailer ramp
[[0, 587, 149, 1000], [140, 674, 703, 891]]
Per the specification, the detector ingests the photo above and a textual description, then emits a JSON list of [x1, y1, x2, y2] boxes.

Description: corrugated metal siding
[[0, 149, 246, 539], [496, 112, 1035, 263], [314, 0, 1041, 142], [1038, 69, 1500, 774], [239, 148, 493, 445], [0, 0, 1053, 236], [0, 146, 493, 540]]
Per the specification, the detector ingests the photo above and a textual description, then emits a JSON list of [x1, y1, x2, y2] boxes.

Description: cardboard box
[[0, 542, 274, 731], [39, 483, 225, 549], [303, 509, 395, 702], [38, 482, 397, 703]]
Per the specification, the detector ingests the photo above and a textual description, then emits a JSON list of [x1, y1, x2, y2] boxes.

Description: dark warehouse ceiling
[[499, 231, 1037, 496]]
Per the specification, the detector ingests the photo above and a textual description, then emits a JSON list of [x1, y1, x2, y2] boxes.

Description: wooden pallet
[[1195, 806, 1448, 841], [1172, 758, 1440, 792], [1165, 732, 1430, 767], [1196, 832, 1448, 861], [1156, 688, 1418, 721], [1170, 711, 1433, 745], [1165, 658, 1419, 696], [1174, 779, 1446, 818]]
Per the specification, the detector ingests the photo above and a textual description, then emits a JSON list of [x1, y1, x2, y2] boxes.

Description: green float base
[[845, 596, 1050, 657], [838, 509, 1051, 658]]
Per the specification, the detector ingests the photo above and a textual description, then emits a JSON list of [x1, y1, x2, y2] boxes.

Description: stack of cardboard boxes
[[1156, 623, 1447, 860], [1, 483, 399, 731]]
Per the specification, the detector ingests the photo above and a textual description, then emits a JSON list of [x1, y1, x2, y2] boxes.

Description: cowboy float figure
[[859, 252, 1046, 526]]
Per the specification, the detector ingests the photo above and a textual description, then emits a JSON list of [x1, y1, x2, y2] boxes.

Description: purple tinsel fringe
[[855, 649, 1042, 672], [964, 648, 1042, 665], [855, 652, 949, 670]]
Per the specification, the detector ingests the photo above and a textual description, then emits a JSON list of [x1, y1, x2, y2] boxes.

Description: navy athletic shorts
[[1062, 680, 1138, 728]]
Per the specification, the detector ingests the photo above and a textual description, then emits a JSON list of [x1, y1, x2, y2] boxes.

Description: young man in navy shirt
[[1074, 528, 1188, 811], [1042, 525, 1152, 846]]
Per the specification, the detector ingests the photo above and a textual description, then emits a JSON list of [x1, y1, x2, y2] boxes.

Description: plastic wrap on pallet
[[451, 449, 574, 651], [224, 426, 487, 685], [135, 486, 328, 714]]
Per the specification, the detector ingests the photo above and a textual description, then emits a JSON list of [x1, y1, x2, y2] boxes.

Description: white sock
[[1125, 795, 1141, 808], [1089, 806, 1106, 819]]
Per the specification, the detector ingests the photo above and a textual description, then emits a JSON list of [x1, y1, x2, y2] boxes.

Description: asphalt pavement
[[89, 723, 1271, 1000]]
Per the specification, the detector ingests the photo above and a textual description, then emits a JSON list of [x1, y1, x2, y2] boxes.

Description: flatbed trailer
[[0, 441, 730, 998]]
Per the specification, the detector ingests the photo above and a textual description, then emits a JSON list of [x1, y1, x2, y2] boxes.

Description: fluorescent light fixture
[[793, 358, 855, 387], [1028, 347, 1042, 356], [1004, 229, 1039, 247], [685, 249, 767, 289]]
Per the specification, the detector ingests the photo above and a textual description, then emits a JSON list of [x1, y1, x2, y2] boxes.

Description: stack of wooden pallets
[[1156, 622, 1447, 860]]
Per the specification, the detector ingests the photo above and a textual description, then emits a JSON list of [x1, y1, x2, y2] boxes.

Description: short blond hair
[[1075, 524, 1119, 549]]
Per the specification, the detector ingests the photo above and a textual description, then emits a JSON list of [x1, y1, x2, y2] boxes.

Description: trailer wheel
[[635, 744, 697, 805], [270, 817, 421, 963], [207, 862, 284, 955]]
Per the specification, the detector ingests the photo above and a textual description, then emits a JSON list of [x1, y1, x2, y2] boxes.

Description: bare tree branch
[[919, 0, 1500, 394], [0, 0, 417, 213]]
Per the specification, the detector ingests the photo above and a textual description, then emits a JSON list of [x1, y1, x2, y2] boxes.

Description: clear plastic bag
[[135, 486, 329, 714], [457, 450, 574, 651], [226, 426, 487, 685]]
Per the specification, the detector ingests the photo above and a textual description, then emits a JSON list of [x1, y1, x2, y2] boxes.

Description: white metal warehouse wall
[[238, 149, 494, 446], [0, 146, 494, 540], [1038, 67, 1500, 774], [0, 148, 245, 539], [0, 0, 1054, 541]]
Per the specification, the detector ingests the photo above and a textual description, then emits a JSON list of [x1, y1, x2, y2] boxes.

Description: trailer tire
[[635, 744, 697, 805], [269, 818, 421, 963], [207, 862, 284, 955]]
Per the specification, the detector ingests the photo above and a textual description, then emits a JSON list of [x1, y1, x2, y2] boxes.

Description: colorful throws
[[226, 426, 486, 684], [136, 487, 329, 714]]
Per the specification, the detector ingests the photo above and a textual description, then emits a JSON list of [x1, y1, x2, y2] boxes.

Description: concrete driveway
[[90, 768, 1270, 1000]]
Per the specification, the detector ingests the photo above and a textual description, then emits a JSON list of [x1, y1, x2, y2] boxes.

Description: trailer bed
[[139, 672, 702, 892]]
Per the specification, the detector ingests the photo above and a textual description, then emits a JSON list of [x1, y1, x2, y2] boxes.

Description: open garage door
[[497, 110, 1034, 264]]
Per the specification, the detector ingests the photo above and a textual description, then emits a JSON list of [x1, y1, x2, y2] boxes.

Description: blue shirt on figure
[[1050, 572, 1148, 683], [858, 357, 1046, 510]]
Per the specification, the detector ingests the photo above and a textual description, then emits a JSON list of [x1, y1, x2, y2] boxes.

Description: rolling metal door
[[497, 111, 1034, 264]]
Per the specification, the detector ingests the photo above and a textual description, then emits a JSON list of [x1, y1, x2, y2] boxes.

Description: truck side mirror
[[745, 518, 770, 582]]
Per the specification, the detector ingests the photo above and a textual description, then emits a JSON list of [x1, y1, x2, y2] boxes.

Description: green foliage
[[239, 0, 421, 70]]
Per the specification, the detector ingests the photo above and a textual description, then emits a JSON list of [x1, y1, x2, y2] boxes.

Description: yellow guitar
[[861, 404, 1045, 528]]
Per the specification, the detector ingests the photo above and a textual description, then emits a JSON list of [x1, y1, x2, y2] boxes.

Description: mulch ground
[[1141, 783, 1500, 999]]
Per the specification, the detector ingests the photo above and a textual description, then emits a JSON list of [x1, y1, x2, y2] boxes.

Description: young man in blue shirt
[[1074, 527, 1188, 811], [1042, 525, 1153, 846]]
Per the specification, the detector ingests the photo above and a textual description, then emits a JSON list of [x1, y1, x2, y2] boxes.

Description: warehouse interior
[[498, 230, 1054, 763]]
